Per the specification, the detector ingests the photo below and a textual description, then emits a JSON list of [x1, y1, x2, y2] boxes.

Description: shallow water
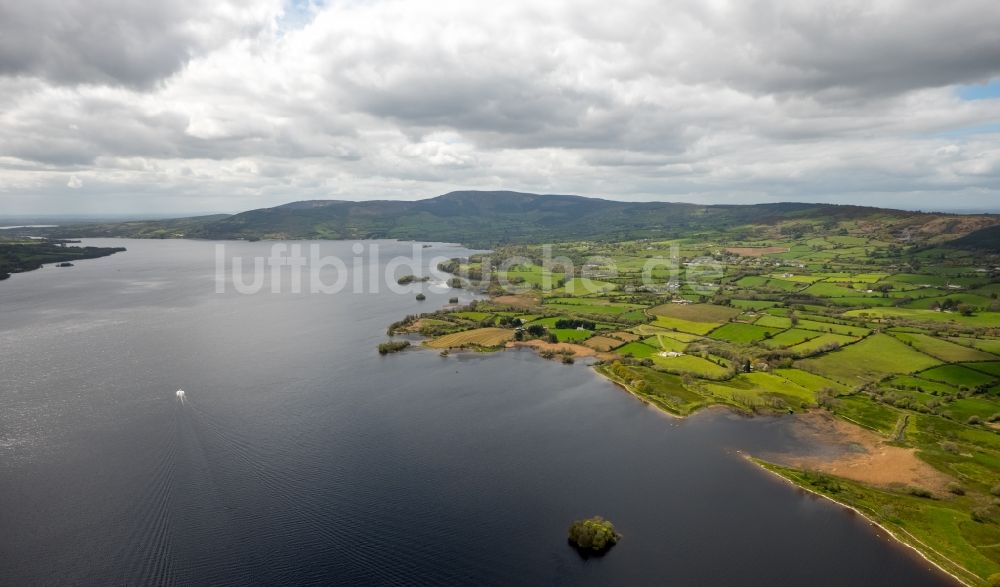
[[0, 239, 954, 585]]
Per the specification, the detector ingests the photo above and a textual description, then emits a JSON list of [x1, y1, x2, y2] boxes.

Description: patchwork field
[[425, 327, 514, 349], [797, 334, 941, 384], [892, 332, 998, 363], [386, 222, 1000, 584]]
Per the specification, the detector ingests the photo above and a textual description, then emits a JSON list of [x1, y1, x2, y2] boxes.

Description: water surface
[[0, 239, 954, 585]]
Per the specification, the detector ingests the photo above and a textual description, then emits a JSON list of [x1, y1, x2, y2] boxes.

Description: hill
[[945, 224, 1000, 253], [34, 191, 1000, 247]]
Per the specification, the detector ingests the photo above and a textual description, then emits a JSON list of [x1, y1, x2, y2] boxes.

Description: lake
[[0, 239, 955, 585]]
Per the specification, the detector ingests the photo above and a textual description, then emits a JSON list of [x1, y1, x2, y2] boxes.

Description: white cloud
[[66, 175, 83, 189], [1, 0, 999, 214]]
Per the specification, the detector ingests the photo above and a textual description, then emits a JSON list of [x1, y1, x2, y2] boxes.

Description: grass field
[[647, 302, 741, 322], [426, 328, 514, 349], [794, 318, 870, 337], [598, 363, 706, 416], [950, 337, 1000, 356], [552, 277, 617, 294], [754, 314, 793, 329], [451, 311, 492, 321], [708, 322, 782, 344], [652, 315, 722, 336], [798, 334, 941, 384], [550, 328, 593, 343], [651, 354, 731, 378], [892, 332, 998, 362], [702, 372, 815, 410], [845, 308, 1000, 328], [832, 395, 900, 433], [917, 365, 996, 389], [773, 368, 850, 393], [616, 342, 658, 358], [966, 362, 1000, 378], [883, 375, 960, 396], [643, 334, 687, 353], [787, 333, 859, 355], [731, 299, 781, 310], [760, 328, 821, 349], [943, 397, 1000, 422]]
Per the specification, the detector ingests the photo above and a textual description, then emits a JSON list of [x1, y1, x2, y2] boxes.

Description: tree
[[568, 517, 620, 552]]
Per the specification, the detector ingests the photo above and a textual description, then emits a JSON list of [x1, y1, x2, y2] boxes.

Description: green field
[[651, 354, 731, 378], [773, 368, 850, 393], [787, 333, 859, 355], [883, 375, 960, 396], [731, 299, 781, 310], [702, 372, 814, 410], [892, 332, 998, 363], [918, 365, 997, 389], [831, 395, 900, 433], [754, 314, 793, 329], [794, 318, 870, 337], [845, 308, 1000, 328], [598, 363, 707, 416], [798, 334, 941, 384], [950, 337, 1000, 356], [615, 342, 658, 358], [644, 334, 687, 353], [760, 328, 821, 349], [549, 328, 593, 343], [708, 322, 782, 344], [652, 315, 722, 336], [967, 362, 1000, 378]]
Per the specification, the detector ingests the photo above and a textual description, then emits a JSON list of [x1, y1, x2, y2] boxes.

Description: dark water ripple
[[0, 239, 956, 586]]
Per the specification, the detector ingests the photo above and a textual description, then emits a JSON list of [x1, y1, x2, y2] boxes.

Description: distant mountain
[[38, 191, 1000, 246]]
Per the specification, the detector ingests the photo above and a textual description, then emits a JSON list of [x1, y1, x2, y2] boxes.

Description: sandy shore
[[766, 411, 953, 494]]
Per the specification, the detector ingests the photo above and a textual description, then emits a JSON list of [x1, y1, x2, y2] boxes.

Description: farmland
[[381, 216, 1000, 583], [423, 327, 514, 349]]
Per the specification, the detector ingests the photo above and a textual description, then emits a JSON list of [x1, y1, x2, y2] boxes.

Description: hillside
[[36, 191, 1000, 247], [947, 224, 1000, 253]]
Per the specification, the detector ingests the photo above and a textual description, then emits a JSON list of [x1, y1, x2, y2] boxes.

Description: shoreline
[[427, 328, 978, 585], [395, 286, 993, 586], [747, 456, 976, 587], [412, 337, 981, 585]]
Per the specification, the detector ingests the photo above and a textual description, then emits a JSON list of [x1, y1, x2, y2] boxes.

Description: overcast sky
[[2, 0, 999, 216]]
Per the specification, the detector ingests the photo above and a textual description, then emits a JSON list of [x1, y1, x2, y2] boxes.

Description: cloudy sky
[[2, 0, 1000, 216]]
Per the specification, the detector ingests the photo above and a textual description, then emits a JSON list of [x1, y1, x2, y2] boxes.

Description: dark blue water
[[0, 240, 955, 585]]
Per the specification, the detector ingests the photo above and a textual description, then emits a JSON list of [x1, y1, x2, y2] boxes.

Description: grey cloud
[[670, 1, 1000, 98], [1, 0, 999, 215], [0, 0, 277, 88]]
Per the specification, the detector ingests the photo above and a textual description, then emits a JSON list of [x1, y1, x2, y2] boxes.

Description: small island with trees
[[567, 516, 620, 553], [377, 340, 411, 355], [397, 274, 430, 285]]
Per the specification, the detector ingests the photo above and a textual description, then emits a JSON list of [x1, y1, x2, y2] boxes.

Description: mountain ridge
[[32, 190, 1000, 247]]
